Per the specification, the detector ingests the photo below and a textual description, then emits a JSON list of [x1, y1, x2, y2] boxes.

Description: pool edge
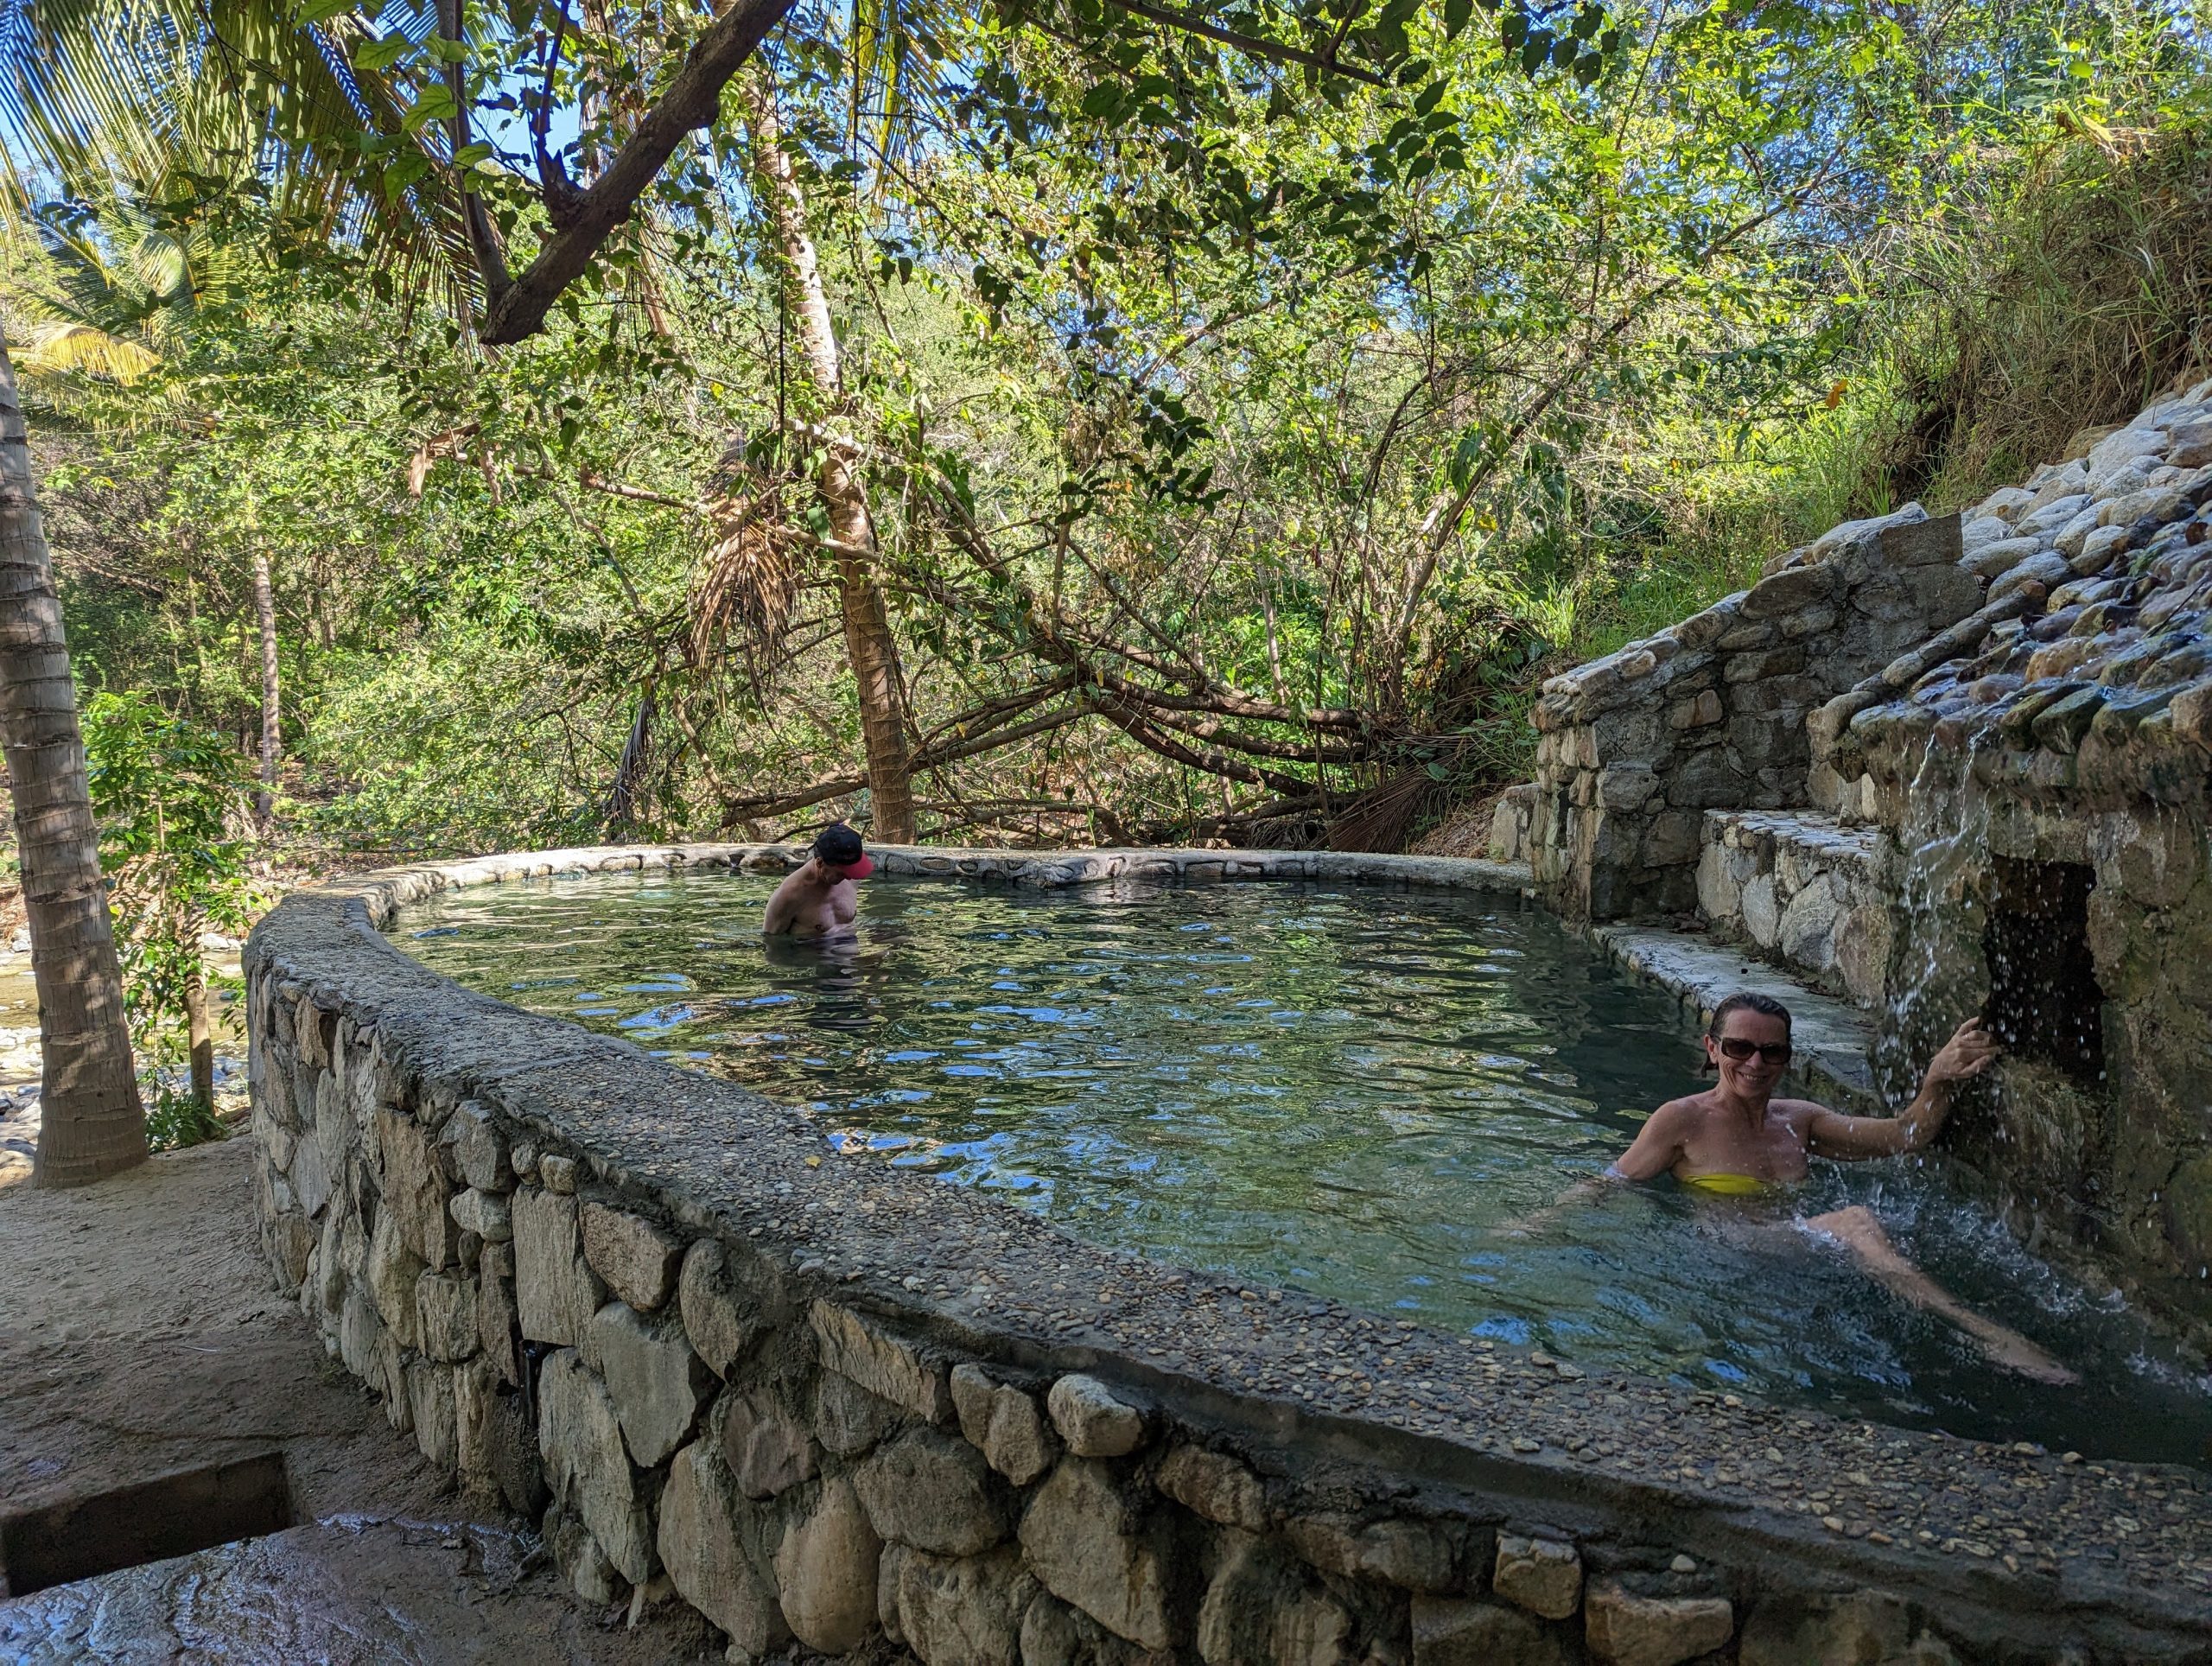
[[241, 843, 2212, 1662]]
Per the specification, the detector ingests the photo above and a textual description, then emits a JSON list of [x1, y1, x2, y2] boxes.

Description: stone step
[[1694, 809, 1887, 1008], [1590, 923, 1878, 1110]]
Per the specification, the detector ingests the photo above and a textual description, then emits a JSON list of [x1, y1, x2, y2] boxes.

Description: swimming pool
[[400, 868, 2210, 1462]]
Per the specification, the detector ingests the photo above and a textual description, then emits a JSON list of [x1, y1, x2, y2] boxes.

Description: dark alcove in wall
[[1983, 856, 2107, 1083]]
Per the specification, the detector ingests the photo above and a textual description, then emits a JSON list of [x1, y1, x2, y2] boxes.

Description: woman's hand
[[1812, 1020, 1998, 1160], [1924, 1017, 2000, 1086]]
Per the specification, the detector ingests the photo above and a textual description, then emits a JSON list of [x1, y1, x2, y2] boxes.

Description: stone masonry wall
[[1529, 508, 1978, 919], [1854, 760, 2212, 1337], [1809, 389, 2212, 1328], [245, 845, 2212, 1664], [1847, 646, 2212, 1325], [1694, 812, 1890, 1008], [1812, 403, 2212, 828]]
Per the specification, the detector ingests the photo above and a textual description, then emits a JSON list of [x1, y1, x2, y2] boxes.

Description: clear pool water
[[401, 868, 2211, 1463]]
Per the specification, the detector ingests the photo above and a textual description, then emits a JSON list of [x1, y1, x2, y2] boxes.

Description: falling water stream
[[401, 868, 2212, 1464]]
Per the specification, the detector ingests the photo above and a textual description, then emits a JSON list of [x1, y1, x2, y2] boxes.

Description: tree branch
[[1090, 694, 1321, 796], [1098, 0, 1388, 86], [717, 695, 1090, 823], [479, 0, 801, 345], [1087, 670, 1368, 762]]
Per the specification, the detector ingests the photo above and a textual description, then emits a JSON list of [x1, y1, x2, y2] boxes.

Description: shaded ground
[[0, 1138, 717, 1663], [0, 1517, 716, 1665], [1407, 790, 1503, 859], [0, 1140, 440, 1527]]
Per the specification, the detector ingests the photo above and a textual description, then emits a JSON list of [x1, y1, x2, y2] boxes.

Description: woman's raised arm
[[1808, 1018, 1999, 1160]]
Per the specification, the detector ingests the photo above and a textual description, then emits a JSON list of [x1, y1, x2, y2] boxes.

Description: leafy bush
[[82, 690, 261, 1128]]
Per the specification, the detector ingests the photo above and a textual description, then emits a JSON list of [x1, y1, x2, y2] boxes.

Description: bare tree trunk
[[183, 945, 213, 1110], [0, 333, 144, 1186], [603, 679, 656, 835], [253, 546, 279, 826], [747, 83, 918, 844]]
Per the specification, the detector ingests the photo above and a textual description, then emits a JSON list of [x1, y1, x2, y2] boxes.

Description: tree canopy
[[5, 0, 2209, 871]]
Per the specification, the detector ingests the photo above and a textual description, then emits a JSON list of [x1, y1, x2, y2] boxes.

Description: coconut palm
[[0, 192, 227, 1178], [2, 0, 810, 337], [0, 327, 146, 1186], [3, 192, 249, 423], [0, 0, 472, 293]]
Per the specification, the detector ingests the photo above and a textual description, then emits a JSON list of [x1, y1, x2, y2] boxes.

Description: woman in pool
[[1611, 991, 1993, 1191], [1604, 992, 2076, 1384]]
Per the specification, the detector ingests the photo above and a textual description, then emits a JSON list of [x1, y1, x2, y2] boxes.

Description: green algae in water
[[401, 869, 2212, 1464]]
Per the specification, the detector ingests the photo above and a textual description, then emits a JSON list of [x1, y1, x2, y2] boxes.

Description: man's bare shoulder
[[762, 868, 810, 932]]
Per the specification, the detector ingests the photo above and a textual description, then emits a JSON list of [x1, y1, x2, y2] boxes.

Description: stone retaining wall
[[1529, 509, 1978, 919], [1694, 812, 1890, 1008], [246, 845, 2212, 1664], [1802, 394, 2212, 1326], [1852, 696, 2212, 1328]]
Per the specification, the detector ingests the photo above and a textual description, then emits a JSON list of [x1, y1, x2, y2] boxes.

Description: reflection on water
[[402, 869, 2211, 1463]]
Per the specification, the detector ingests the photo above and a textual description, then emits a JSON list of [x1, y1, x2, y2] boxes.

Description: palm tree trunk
[[747, 83, 918, 844], [253, 547, 279, 825], [0, 333, 144, 1186]]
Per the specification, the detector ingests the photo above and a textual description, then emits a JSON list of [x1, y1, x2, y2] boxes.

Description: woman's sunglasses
[[1714, 1037, 1791, 1065]]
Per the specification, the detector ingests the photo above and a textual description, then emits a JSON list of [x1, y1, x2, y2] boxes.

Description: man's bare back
[[763, 823, 874, 938]]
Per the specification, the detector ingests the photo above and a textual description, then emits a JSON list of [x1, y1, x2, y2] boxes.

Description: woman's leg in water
[[1802, 1205, 2078, 1385]]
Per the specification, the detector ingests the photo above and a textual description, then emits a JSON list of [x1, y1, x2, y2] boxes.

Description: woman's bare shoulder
[[1647, 1091, 1713, 1126], [1770, 1096, 1834, 1125]]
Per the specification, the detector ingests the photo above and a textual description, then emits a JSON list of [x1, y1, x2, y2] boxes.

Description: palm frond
[[15, 317, 161, 379], [691, 441, 804, 691], [1, 0, 472, 296], [842, 0, 956, 173]]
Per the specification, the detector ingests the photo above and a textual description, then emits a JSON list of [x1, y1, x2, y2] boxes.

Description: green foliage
[[303, 636, 625, 855], [81, 690, 261, 1084], [10, 0, 2212, 861], [144, 1079, 228, 1151]]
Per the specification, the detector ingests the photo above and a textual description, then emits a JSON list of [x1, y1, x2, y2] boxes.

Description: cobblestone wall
[[245, 847, 2212, 1663], [1694, 812, 1890, 1007], [1529, 510, 1977, 919], [1782, 390, 2212, 1324]]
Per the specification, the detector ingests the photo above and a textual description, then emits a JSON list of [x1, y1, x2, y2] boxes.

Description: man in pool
[[762, 823, 875, 938], [1601, 992, 2076, 1383]]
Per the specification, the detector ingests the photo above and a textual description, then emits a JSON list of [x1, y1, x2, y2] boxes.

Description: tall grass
[[1551, 123, 2212, 664], [1877, 128, 2212, 511]]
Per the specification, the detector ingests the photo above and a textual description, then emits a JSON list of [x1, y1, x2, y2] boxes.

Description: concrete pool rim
[[242, 842, 2212, 1661]]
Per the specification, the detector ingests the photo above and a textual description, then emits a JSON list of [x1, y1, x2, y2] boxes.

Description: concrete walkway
[[0, 1139, 715, 1662]]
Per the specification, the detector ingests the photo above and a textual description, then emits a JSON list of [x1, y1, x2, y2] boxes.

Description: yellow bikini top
[[1681, 1171, 1783, 1197]]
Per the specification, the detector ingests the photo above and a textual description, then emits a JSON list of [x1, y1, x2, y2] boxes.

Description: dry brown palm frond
[[690, 439, 806, 693], [1325, 766, 1428, 854], [405, 425, 482, 497]]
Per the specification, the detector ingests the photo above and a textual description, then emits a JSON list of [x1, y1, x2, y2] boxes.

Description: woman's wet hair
[[1707, 991, 1792, 1039]]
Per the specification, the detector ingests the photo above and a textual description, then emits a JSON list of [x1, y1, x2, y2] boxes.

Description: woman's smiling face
[[1706, 1008, 1791, 1097]]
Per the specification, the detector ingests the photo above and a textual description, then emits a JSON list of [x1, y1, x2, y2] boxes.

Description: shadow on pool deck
[[0, 1138, 717, 1661]]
